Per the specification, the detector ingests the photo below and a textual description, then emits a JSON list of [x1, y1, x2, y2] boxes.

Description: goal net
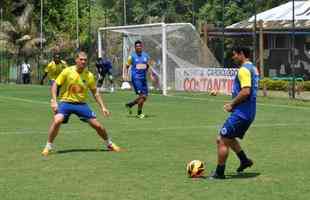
[[97, 23, 220, 95]]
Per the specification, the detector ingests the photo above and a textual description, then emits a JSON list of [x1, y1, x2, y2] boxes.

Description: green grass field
[[0, 84, 309, 200]]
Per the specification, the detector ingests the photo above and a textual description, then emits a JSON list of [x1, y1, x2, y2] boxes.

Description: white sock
[[45, 142, 53, 150], [105, 138, 113, 146]]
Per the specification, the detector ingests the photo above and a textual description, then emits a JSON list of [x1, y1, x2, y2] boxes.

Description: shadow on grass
[[57, 148, 108, 154], [126, 114, 156, 119], [226, 172, 261, 179], [186, 172, 260, 181]]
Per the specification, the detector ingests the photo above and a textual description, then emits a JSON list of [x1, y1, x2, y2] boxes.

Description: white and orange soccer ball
[[186, 160, 205, 178]]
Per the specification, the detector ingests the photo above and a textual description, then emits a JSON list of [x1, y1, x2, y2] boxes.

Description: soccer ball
[[186, 160, 205, 178], [209, 89, 218, 96], [121, 81, 131, 90]]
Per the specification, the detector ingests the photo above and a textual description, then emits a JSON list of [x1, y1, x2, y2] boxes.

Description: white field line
[[0, 95, 49, 105], [0, 122, 308, 135], [1, 94, 310, 110], [0, 95, 122, 105]]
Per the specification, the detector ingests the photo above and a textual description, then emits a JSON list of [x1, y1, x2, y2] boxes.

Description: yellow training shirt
[[238, 66, 252, 88], [44, 60, 68, 80], [55, 66, 96, 103]]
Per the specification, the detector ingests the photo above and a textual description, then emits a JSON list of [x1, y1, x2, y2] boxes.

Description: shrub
[[259, 78, 310, 91]]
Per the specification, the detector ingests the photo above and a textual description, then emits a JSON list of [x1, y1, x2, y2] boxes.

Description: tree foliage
[[0, 0, 290, 52]]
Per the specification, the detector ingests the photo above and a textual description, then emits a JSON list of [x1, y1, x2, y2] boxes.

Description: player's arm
[[96, 60, 103, 74], [88, 74, 110, 116], [224, 67, 251, 112], [147, 60, 155, 82], [50, 69, 67, 113], [40, 72, 48, 85], [40, 64, 50, 84], [123, 56, 132, 81], [90, 87, 110, 117], [50, 81, 58, 113]]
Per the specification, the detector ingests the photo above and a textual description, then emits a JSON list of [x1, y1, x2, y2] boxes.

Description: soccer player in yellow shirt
[[40, 54, 67, 88], [41, 51, 121, 156]]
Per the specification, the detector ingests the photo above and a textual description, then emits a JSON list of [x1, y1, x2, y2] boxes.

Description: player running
[[123, 40, 154, 118]]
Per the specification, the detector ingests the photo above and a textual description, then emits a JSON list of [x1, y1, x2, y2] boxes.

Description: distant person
[[124, 40, 154, 118], [209, 46, 259, 179], [95, 57, 115, 92], [41, 51, 121, 156], [21, 61, 31, 84], [40, 54, 67, 86]]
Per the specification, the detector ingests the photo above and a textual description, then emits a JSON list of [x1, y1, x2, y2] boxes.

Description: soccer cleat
[[125, 104, 132, 115], [136, 113, 145, 119], [208, 171, 226, 180], [107, 143, 121, 152], [237, 159, 253, 172], [41, 147, 53, 156]]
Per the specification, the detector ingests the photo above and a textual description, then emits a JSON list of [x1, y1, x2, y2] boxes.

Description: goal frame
[[97, 22, 195, 96]]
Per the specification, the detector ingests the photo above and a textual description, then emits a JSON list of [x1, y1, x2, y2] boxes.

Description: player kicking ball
[[209, 46, 258, 179]]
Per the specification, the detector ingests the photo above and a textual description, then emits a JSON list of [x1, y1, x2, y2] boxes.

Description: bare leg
[[216, 136, 231, 165], [137, 95, 147, 115], [229, 138, 242, 154], [47, 114, 64, 143], [211, 136, 235, 178], [88, 118, 109, 142]]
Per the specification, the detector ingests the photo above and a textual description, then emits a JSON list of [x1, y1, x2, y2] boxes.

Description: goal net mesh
[[98, 23, 220, 93]]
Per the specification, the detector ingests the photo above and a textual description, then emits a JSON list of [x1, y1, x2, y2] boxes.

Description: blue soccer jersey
[[127, 52, 150, 80], [232, 62, 259, 121], [96, 58, 112, 74]]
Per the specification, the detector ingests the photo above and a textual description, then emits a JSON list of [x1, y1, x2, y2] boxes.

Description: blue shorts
[[57, 102, 96, 123], [132, 78, 148, 96], [219, 114, 253, 139]]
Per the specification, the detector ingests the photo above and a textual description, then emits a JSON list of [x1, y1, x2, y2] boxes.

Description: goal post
[[97, 23, 220, 96]]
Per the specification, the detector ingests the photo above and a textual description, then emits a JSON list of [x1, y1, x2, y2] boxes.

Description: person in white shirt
[[21, 61, 31, 84]]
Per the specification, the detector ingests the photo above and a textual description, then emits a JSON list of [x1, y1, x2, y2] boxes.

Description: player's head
[[53, 54, 61, 64], [232, 46, 251, 65], [75, 51, 88, 70], [134, 40, 143, 54]]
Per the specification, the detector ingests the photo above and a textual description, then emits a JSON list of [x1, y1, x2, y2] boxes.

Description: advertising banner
[[175, 68, 238, 95]]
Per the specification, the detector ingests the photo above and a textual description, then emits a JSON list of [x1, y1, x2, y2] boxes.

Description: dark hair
[[232, 46, 251, 58], [135, 40, 142, 46]]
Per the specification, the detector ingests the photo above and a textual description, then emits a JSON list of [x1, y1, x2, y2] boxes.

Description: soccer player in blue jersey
[[96, 57, 115, 92], [210, 46, 259, 179], [124, 40, 153, 118]]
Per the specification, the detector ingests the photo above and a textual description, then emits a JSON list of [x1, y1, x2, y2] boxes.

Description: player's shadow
[[57, 148, 108, 154], [127, 114, 156, 119], [226, 172, 261, 179]]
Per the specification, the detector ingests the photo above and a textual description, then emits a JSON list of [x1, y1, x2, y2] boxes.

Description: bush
[[259, 78, 310, 91], [259, 78, 289, 91], [303, 81, 310, 91]]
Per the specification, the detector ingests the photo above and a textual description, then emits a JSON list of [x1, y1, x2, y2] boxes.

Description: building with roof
[[206, 0, 310, 80]]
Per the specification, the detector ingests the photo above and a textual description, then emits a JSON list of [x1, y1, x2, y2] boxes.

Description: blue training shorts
[[219, 114, 253, 139], [57, 102, 96, 123], [132, 78, 148, 96]]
